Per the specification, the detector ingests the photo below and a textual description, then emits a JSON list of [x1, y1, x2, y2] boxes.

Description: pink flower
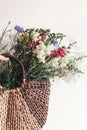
[[57, 47, 66, 57], [40, 32, 46, 36], [51, 50, 58, 57], [51, 47, 66, 57], [30, 40, 42, 47], [40, 32, 46, 42], [36, 40, 41, 46], [30, 41, 35, 47]]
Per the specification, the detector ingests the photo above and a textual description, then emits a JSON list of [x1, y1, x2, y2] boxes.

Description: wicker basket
[[0, 54, 51, 130]]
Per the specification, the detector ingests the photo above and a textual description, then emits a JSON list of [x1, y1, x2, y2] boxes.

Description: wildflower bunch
[[0, 23, 86, 89]]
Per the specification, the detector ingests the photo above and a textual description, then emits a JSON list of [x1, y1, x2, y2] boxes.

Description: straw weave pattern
[[0, 80, 50, 130]]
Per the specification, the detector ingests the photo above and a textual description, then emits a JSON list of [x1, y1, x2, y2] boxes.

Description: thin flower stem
[[0, 21, 11, 43]]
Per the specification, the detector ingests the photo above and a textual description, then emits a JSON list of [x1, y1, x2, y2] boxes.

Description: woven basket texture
[[0, 54, 51, 130]]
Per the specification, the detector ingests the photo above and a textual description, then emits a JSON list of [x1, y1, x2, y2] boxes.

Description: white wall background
[[0, 0, 87, 130]]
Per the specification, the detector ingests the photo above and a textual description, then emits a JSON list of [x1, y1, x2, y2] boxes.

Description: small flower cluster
[[15, 26, 67, 64], [51, 47, 66, 58]]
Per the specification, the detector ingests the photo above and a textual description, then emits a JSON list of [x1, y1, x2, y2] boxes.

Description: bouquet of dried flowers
[[0, 22, 86, 89]]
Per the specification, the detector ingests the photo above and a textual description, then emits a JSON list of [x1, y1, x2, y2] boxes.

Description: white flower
[[39, 42, 46, 50], [51, 58, 59, 69], [33, 42, 46, 63], [50, 57, 68, 69], [38, 57, 45, 63], [31, 31, 39, 41], [37, 51, 44, 58], [37, 51, 46, 63], [45, 44, 54, 55], [58, 57, 68, 67]]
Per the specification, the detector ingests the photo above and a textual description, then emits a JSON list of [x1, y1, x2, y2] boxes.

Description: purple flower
[[14, 25, 24, 33], [51, 38, 58, 46]]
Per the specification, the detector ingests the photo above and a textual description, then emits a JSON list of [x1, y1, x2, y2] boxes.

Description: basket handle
[[1, 53, 26, 84]]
